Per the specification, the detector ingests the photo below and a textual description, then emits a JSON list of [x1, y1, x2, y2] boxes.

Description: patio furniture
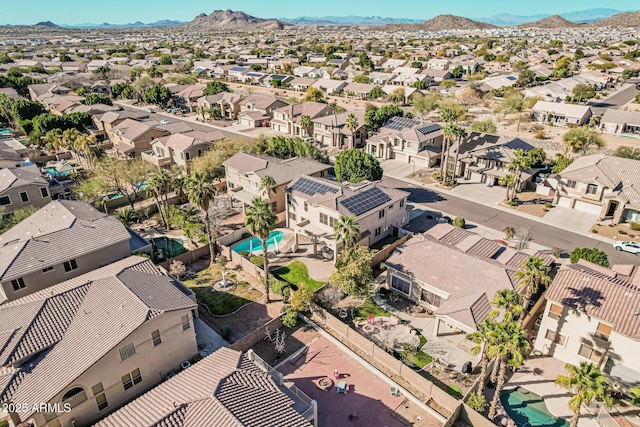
[[337, 381, 348, 394], [390, 386, 400, 397], [317, 377, 333, 391]]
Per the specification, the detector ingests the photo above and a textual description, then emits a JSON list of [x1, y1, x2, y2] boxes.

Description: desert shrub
[[453, 217, 465, 228], [569, 247, 609, 267], [282, 310, 298, 328], [630, 221, 640, 231], [250, 255, 264, 267]]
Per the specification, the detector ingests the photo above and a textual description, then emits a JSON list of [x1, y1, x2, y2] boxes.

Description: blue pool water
[[44, 167, 71, 177], [233, 231, 284, 254], [0, 128, 11, 134], [500, 387, 569, 427]]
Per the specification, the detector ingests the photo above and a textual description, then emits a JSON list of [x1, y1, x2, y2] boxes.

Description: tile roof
[[0, 257, 197, 418], [0, 164, 48, 193], [95, 348, 311, 427], [531, 100, 591, 118], [286, 175, 409, 217], [223, 153, 330, 185], [0, 141, 22, 163], [546, 260, 640, 339], [0, 200, 132, 282], [272, 101, 334, 119], [601, 108, 640, 127]]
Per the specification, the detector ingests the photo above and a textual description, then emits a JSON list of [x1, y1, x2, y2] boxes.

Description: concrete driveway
[[543, 206, 599, 234]]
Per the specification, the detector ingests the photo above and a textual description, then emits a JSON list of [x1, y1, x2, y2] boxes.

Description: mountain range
[[60, 20, 186, 29], [185, 9, 290, 31], [477, 8, 625, 26]]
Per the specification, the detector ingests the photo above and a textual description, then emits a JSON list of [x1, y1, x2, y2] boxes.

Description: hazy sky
[[2, 0, 638, 25]]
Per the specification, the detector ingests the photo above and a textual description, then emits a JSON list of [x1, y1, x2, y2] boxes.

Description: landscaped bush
[[220, 325, 232, 340], [190, 353, 203, 364], [250, 255, 264, 267], [467, 393, 488, 411], [569, 247, 609, 267], [282, 310, 298, 328], [544, 202, 552, 210], [619, 229, 627, 235], [453, 217, 466, 228], [630, 221, 640, 231], [270, 278, 292, 302], [237, 251, 249, 257]]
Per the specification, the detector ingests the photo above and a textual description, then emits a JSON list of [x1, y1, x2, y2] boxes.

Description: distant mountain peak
[[185, 9, 292, 31], [519, 14, 581, 29], [35, 21, 59, 28]]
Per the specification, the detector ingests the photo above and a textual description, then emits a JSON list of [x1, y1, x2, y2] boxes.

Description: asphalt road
[[589, 84, 640, 116], [382, 175, 638, 265]]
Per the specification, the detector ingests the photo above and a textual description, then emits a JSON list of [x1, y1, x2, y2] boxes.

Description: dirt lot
[[503, 191, 552, 218], [252, 323, 320, 366], [589, 222, 640, 242]]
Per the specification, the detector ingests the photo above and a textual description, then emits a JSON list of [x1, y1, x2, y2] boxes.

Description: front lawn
[[272, 260, 325, 292], [354, 298, 392, 318]]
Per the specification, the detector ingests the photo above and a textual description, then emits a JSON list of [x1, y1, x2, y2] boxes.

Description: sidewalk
[[381, 159, 614, 246]]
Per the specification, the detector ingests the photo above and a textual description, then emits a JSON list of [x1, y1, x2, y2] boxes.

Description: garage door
[[468, 172, 483, 183], [394, 152, 407, 162], [574, 200, 602, 215], [556, 196, 572, 208]]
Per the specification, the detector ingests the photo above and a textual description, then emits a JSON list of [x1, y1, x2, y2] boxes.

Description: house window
[[228, 182, 235, 189], [0, 196, 10, 206], [92, 383, 108, 411], [42, 266, 54, 273], [379, 209, 385, 219], [121, 368, 142, 391], [41, 187, 49, 198], [548, 303, 563, 321], [578, 344, 603, 362], [64, 259, 78, 272], [197, 149, 202, 157], [11, 278, 26, 291], [586, 184, 597, 195], [389, 204, 394, 209], [566, 180, 577, 189], [329, 217, 337, 228], [421, 289, 442, 308], [289, 212, 297, 221], [181, 314, 190, 331], [151, 329, 162, 347], [320, 212, 329, 225], [406, 141, 414, 149], [61, 387, 87, 409], [271, 202, 277, 212], [304, 201, 308, 211], [544, 329, 566, 346], [19, 192, 29, 203], [595, 323, 612, 341], [390, 274, 411, 295], [118, 342, 136, 361], [400, 199, 405, 208], [375, 227, 381, 236]]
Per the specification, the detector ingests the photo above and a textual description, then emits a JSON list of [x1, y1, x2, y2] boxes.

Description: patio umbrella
[[249, 239, 253, 256]]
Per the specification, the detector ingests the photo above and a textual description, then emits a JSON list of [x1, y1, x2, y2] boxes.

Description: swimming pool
[[44, 167, 71, 177], [152, 237, 187, 260], [0, 128, 11, 135], [500, 387, 569, 427], [232, 231, 284, 254]]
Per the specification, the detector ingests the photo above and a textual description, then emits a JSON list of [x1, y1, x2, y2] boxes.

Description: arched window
[[61, 387, 87, 409]]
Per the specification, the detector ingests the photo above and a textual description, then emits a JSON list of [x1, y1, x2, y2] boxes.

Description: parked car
[[613, 241, 640, 255], [146, 108, 153, 113], [160, 119, 170, 125]]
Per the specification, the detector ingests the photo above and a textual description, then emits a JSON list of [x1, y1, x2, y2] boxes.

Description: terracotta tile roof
[[546, 261, 640, 339], [223, 153, 330, 185], [95, 347, 311, 427]]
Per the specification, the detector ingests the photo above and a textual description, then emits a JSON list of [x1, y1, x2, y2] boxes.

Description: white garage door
[[557, 196, 572, 208], [394, 152, 407, 162], [468, 172, 483, 183], [574, 200, 602, 215]]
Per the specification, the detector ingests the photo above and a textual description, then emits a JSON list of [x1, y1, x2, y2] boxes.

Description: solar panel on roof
[[416, 124, 440, 135], [289, 177, 338, 196], [340, 187, 391, 216]]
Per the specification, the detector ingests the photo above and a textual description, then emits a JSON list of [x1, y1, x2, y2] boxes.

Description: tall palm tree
[[498, 174, 516, 202], [345, 113, 359, 134], [515, 256, 552, 322], [491, 289, 524, 322], [184, 171, 218, 265], [506, 149, 532, 202], [147, 169, 173, 228], [488, 321, 530, 420], [440, 123, 457, 183], [333, 215, 361, 251], [467, 319, 496, 397], [245, 197, 278, 303], [260, 175, 278, 199], [555, 362, 612, 427], [300, 115, 313, 137], [451, 125, 468, 180]]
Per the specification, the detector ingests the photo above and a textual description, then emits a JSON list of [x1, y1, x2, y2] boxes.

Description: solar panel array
[[416, 123, 441, 135], [383, 116, 423, 131], [289, 177, 339, 196], [341, 187, 391, 216]]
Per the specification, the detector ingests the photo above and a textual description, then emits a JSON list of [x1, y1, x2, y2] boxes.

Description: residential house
[[311, 78, 348, 95], [533, 260, 640, 391], [421, 69, 453, 84], [270, 102, 335, 137], [174, 84, 206, 112], [89, 80, 111, 96], [312, 111, 367, 149], [107, 119, 170, 159], [227, 66, 249, 81], [223, 153, 330, 214], [553, 154, 640, 222], [285, 175, 409, 262], [366, 116, 443, 168], [427, 58, 451, 70], [290, 77, 316, 92], [237, 95, 288, 128], [27, 83, 71, 102], [292, 66, 319, 78], [0, 88, 26, 101], [0, 200, 149, 303], [0, 256, 198, 427], [385, 224, 552, 335], [453, 133, 536, 190], [89, 110, 150, 143], [0, 141, 24, 169], [342, 82, 378, 99], [390, 73, 431, 87], [94, 347, 313, 427], [196, 92, 244, 120], [530, 100, 592, 127], [143, 130, 226, 171], [600, 109, 640, 136], [0, 164, 51, 215]]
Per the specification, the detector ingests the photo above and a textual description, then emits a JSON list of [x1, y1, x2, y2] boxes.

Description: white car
[[613, 241, 640, 255], [160, 119, 170, 125]]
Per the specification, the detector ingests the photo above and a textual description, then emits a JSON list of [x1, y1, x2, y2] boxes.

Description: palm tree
[[467, 319, 496, 397], [260, 175, 278, 199], [499, 174, 516, 202], [440, 123, 457, 183], [300, 115, 313, 137], [245, 197, 278, 302], [147, 169, 172, 228], [506, 149, 532, 202], [345, 113, 359, 134], [629, 385, 640, 406], [114, 207, 140, 226], [184, 171, 218, 265], [562, 126, 606, 157], [491, 289, 524, 322], [515, 256, 552, 322], [451, 125, 468, 180], [488, 321, 530, 420], [333, 215, 361, 251], [555, 362, 612, 427], [43, 128, 63, 150]]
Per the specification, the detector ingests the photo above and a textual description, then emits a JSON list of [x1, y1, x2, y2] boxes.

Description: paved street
[[589, 83, 640, 116], [381, 175, 638, 265]]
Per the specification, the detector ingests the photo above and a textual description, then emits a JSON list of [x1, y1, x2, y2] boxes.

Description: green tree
[[334, 148, 383, 183], [364, 104, 405, 134], [147, 65, 163, 78], [389, 87, 406, 105], [299, 115, 313, 136], [613, 145, 640, 160], [84, 93, 113, 106], [345, 113, 359, 134], [629, 385, 640, 406], [562, 126, 606, 156], [358, 52, 374, 71], [301, 86, 325, 103], [245, 197, 278, 302], [93, 159, 153, 209], [494, 94, 525, 131], [290, 287, 315, 312], [333, 215, 361, 250], [0, 206, 38, 233], [499, 174, 516, 202], [260, 175, 278, 198], [572, 84, 595, 102], [251, 135, 329, 163], [159, 54, 172, 65], [551, 154, 573, 173], [142, 85, 172, 107], [569, 247, 609, 267], [555, 362, 612, 427], [412, 93, 439, 120], [515, 256, 551, 321], [184, 171, 218, 265], [111, 83, 133, 99], [353, 74, 370, 84], [470, 119, 497, 134], [368, 87, 385, 99], [203, 81, 231, 96], [114, 207, 140, 226], [410, 61, 423, 69], [441, 79, 456, 89], [516, 70, 536, 87], [330, 245, 374, 297]]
